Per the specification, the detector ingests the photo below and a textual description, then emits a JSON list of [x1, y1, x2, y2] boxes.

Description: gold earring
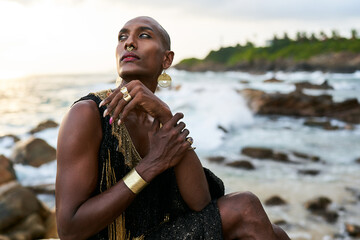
[[157, 71, 172, 88], [126, 46, 134, 51]]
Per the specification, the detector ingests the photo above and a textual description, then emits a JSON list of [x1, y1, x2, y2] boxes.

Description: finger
[[151, 118, 160, 133], [112, 98, 128, 123], [99, 88, 119, 107], [119, 97, 140, 123], [181, 129, 190, 138], [165, 112, 184, 128], [105, 91, 124, 117], [175, 122, 186, 132]]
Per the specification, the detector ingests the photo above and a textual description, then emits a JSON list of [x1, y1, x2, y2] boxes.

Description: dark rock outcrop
[[29, 120, 59, 134], [305, 196, 339, 223], [265, 196, 287, 206], [0, 155, 16, 185], [346, 223, 360, 237], [11, 137, 56, 167], [241, 147, 273, 159], [226, 160, 255, 170], [295, 80, 333, 91], [207, 156, 226, 163], [298, 169, 321, 176], [239, 88, 360, 124]]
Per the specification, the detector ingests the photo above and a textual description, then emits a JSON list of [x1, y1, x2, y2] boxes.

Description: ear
[[162, 50, 174, 70]]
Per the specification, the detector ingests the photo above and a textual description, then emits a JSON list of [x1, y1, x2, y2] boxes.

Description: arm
[[56, 100, 189, 239], [101, 81, 211, 211]]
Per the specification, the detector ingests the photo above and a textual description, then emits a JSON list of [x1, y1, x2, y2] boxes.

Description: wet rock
[[239, 80, 249, 84], [263, 77, 284, 83], [11, 137, 56, 167], [26, 184, 55, 195], [292, 151, 321, 162], [4, 213, 46, 240], [265, 196, 287, 206], [305, 196, 338, 223], [295, 80, 333, 91], [298, 169, 320, 176], [304, 119, 339, 130], [241, 147, 273, 159], [345, 223, 360, 237], [305, 196, 332, 212], [207, 156, 225, 163], [355, 158, 360, 164], [0, 155, 16, 186], [239, 88, 360, 124], [0, 134, 20, 143], [226, 160, 255, 170], [29, 120, 59, 134], [44, 209, 58, 239], [0, 182, 50, 232], [272, 152, 290, 163]]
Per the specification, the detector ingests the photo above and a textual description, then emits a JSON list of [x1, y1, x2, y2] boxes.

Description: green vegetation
[[178, 29, 360, 67]]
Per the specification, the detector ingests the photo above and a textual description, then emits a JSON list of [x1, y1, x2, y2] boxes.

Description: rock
[[11, 137, 56, 167], [265, 196, 287, 206], [241, 147, 273, 159], [240, 80, 249, 84], [295, 80, 333, 91], [29, 120, 59, 134], [207, 156, 225, 163], [344, 124, 355, 130], [272, 152, 290, 163], [0, 182, 50, 232], [355, 158, 360, 164], [217, 125, 229, 133], [4, 213, 46, 240], [26, 184, 55, 195], [0, 134, 20, 143], [263, 77, 284, 83], [304, 119, 339, 130], [322, 210, 339, 223], [305, 196, 332, 212], [226, 160, 255, 170], [239, 88, 360, 124], [0, 155, 16, 186], [345, 223, 360, 237], [43, 209, 58, 239], [298, 169, 320, 176]]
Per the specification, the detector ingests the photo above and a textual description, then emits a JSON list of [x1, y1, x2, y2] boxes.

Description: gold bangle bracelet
[[123, 168, 148, 194]]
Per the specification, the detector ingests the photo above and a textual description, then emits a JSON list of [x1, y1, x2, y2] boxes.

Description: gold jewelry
[[123, 93, 132, 102], [123, 168, 148, 194], [126, 46, 134, 51], [120, 86, 128, 95], [157, 71, 172, 88], [186, 137, 194, 145]]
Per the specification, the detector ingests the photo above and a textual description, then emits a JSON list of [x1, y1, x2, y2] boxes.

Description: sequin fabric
[[74, 91, 225, 240]]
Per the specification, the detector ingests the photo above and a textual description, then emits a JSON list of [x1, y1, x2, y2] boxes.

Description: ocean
[[1, 69, 360, 239]]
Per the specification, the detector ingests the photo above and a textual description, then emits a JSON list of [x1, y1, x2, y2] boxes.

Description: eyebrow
[[119, 26, 155, 34]]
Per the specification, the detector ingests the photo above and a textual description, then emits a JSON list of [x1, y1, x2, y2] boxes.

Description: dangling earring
[[157, 70, 172, 88]]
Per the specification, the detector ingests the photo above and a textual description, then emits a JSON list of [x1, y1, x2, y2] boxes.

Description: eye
[[139, 33, 151, 39], [118, 34, 127, 41]]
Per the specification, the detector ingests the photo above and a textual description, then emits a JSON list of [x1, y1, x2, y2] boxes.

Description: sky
[[0, 0, 359, 79]]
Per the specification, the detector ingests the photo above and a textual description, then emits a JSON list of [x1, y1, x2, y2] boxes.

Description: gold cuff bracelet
[[123, 168, 148, 194]]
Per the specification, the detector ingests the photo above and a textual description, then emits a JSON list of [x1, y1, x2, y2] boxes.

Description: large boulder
[[11, 137, 56, 167], [239, 89, 360, 124], [0, 182, 50, 233], [241, 147, 273, 159], [0, 155, 16, 185], [29, 120, 59, 134]]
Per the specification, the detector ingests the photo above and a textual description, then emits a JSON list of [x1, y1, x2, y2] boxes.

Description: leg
[[217, 192, 290, 240]]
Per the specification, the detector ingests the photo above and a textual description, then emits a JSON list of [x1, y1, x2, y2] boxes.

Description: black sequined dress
[[75, 90, 225, 240]]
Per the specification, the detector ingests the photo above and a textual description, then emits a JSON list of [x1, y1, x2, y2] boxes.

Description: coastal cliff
[[175, 31, 360, 73]]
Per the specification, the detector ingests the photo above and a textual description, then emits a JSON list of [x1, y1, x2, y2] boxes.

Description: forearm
[[57, 180, 136, 240], [174, 150, 211, 211]]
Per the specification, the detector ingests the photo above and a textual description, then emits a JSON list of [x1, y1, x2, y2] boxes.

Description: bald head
[[124, 16, 171, 50]]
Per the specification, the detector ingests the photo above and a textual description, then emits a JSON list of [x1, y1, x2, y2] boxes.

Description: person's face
[[116, 17, 168, 82]]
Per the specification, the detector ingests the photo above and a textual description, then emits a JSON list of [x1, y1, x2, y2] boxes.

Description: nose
[[124, 34, 137, 50]]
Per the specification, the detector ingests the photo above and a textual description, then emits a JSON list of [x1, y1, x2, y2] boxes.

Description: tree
[[310, 33, 318, 41], [319, 31, 327, 41], [351, 29, 358, 40]]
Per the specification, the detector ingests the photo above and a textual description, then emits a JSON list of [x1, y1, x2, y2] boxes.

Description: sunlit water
[[1, 70, 360, 239]]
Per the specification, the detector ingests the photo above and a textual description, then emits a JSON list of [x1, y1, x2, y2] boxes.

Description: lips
[[121, 52, 140, 62]]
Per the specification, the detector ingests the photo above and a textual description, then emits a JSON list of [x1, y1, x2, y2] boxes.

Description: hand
[[99, 80, 172, 124], [138, 113, 191, 180]]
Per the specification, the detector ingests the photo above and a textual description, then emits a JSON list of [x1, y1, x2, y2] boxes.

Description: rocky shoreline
[[1, 87, 360, 239], [175, 52, 360, 73]]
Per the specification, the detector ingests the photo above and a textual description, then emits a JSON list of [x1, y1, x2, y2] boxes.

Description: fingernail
[[99, 101, 104, 107], [103, 109, 108, 117], [117, 119, 121, 125], [109, 117, 114, 125]]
